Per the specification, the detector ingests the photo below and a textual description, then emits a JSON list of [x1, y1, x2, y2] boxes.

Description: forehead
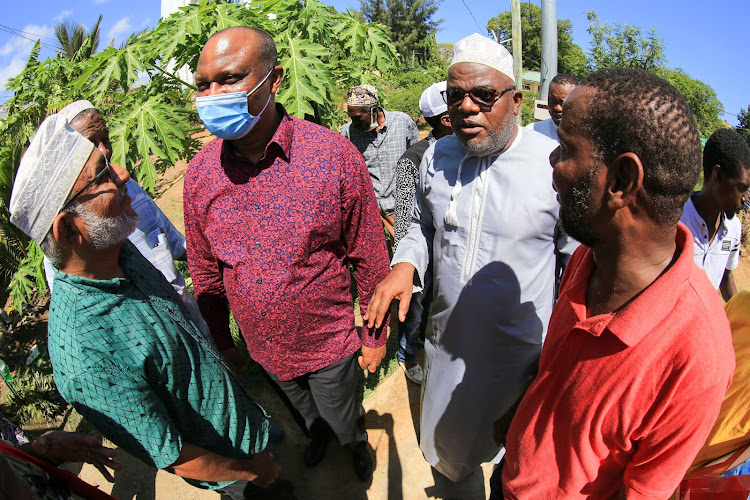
[[558, 86, 594, 142], [72, 111, 108, 140], [447, 62, 513, 89], [196, 31, 259, 78], [549, 82, 576, 98]]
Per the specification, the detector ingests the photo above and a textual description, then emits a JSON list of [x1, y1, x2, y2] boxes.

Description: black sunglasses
[[441, 86, 516, 111], [61, 156, 112, 212]]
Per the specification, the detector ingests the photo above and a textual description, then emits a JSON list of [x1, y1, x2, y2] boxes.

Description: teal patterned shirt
[[48, 241, 269, 489]]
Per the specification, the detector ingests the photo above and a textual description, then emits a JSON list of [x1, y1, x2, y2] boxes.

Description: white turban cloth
[[450, 33, 515, 84], [10, 113, 94, 244], [58, 99, 96, 123]]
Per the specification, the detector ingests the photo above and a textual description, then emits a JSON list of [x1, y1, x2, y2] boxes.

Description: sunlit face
[[715, 165, 750, 219], [548, 81, 576, 127], [550, 86, 604, 248], [447, 62, 522, 156], [195, 30, 276, 117], [69, 148, 135, 220]]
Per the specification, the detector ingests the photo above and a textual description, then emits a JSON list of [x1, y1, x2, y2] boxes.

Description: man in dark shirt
[[184, 26, 391, 482]]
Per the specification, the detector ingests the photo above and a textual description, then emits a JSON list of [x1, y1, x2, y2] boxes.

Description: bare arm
[[720, 269, 737, 302], [166, 443, 279, 487]]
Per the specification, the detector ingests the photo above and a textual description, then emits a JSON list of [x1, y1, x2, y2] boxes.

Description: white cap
[[58, 100, 96, 122], [10, 114, 94, 244], [419, 81, 448, 118], [450, 33, 515, 83]]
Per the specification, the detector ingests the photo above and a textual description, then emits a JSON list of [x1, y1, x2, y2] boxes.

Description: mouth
[[457, 121, 484, 136]]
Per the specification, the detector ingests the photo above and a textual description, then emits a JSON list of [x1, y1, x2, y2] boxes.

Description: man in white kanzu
[[680, 128, 750, 301], [366, 33, 577, 482]]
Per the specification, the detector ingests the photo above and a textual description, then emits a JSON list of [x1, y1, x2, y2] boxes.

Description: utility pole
[[540, 0, 558, 102], [511, 0, 522, 124]]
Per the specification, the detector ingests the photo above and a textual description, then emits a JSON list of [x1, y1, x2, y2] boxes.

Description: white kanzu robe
[[393, 127, 577, 481]]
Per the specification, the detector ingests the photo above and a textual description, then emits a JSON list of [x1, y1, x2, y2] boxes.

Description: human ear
[[511, 91, 523, 116], [50, 212, 83, 250], [712, 164, 723, 183], [269, 65, 284, 94], [606, 152, 644, 209], [440, 113, 451, 128]]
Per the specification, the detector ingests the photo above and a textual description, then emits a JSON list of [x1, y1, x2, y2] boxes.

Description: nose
[[109, 163, 131, 186], [549, 146, 561, 169], [206, 81, 224, 95], [458, 93, 480, 113]]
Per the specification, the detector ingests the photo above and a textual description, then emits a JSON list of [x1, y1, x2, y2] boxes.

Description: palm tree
[[54, 15, 102, 60]]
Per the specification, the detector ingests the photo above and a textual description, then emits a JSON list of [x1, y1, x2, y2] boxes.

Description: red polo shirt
[[503, 224, 734, 499]]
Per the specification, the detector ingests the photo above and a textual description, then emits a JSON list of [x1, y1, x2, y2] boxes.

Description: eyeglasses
[[441, 86, 516, 111], [61, 156, 112, 211]]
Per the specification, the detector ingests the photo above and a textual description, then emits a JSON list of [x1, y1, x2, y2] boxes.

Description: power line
[[0, 24, 63, 53], [457, 0, 484, 34], [0, 24, 60, 44]]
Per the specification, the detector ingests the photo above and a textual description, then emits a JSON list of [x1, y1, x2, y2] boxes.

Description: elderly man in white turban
[[9, 113, 286, 498], [40, 100, 211, 341], [365, 33, 577, 482]]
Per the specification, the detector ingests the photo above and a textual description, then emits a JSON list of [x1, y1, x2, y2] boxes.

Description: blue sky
[[2, 0, 747, 125]]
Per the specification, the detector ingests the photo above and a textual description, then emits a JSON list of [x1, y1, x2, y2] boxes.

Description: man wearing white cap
[[341, 84, 419, 240], [392, 81, 453, 384], [9, 113, 284, 498], [41, 100, 211, 341], [366, 33, 576, 482]]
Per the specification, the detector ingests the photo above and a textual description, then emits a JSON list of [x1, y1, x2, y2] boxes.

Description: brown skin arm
[[23, 431, 122, 482], [720, 269, 738, 302], [359, 344, 387, 373], [363, 262, 416, 328], [166, 443, 279, 487]]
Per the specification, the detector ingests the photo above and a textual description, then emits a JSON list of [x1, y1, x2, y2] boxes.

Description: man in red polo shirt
[[500, 68, 735, 499]]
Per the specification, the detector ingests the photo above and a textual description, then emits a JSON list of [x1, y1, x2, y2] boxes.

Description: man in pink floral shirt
[[184, 27, 390, 482]]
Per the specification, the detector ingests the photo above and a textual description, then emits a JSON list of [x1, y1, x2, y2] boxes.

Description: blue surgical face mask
[[195, 68, 274, 140]]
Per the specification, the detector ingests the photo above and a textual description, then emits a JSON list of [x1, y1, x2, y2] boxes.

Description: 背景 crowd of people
[[5, 26, 750, 500]]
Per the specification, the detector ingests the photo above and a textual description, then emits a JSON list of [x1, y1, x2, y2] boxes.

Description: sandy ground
[[70, 367, 495, 500]]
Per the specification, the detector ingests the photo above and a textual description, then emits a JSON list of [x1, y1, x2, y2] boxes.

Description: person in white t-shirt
[[680, 128, 750, 301], [525, 73, 578, 142]]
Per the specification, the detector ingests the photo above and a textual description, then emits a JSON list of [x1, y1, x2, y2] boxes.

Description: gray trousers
[[266, 351, 366, 446]]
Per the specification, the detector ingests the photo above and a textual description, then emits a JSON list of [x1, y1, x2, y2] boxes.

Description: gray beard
[[461, 113, 516, 157], [75, 188, 139, 249]]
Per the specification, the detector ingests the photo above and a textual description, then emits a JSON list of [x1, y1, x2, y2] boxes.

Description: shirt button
[[254, 203, 260, 209], [255, 241, 260, 247], [256, 278, 262, 284], [261, 311, 266, 317]]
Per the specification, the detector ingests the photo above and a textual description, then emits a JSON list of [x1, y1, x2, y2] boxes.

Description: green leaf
[[276, 32, 333, 118]]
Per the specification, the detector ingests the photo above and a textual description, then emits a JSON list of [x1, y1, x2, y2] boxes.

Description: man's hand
[[247, 453, 280, 487], [220, 346, 250, 375], [363, 262, 416, 329], [359, 344, 387, 373], [32, 432, 122, 482]]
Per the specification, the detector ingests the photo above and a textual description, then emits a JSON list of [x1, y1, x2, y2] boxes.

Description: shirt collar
[[563, 223, 696, 346], [220, 103, 292, 167]]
